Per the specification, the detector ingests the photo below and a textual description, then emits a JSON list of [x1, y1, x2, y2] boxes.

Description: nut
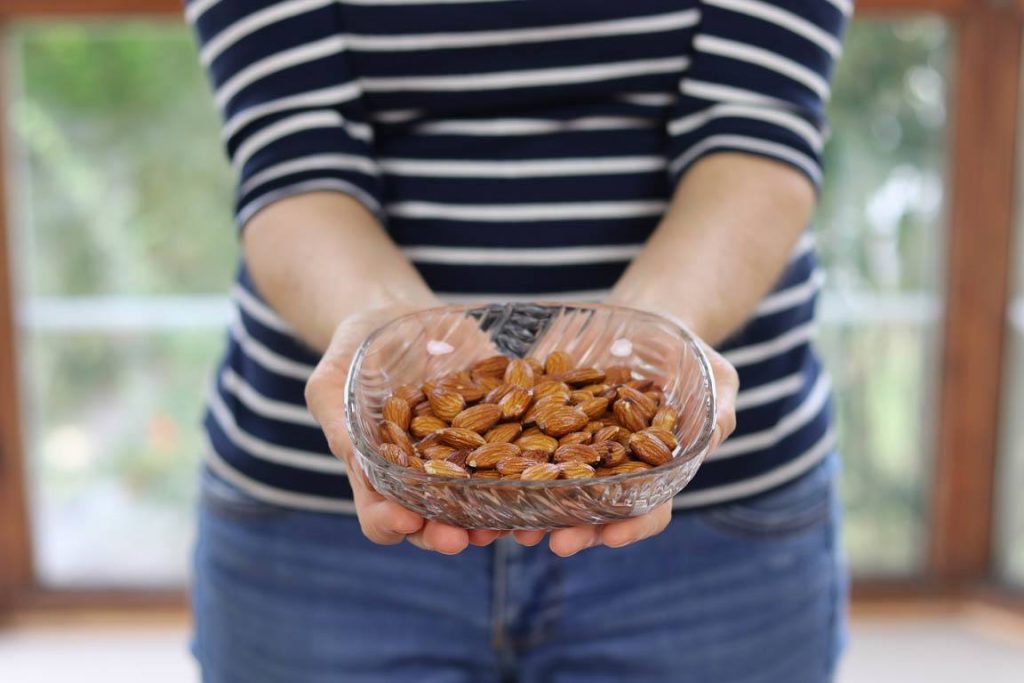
[[535, 405, 589, 437], [646, 427, 678, 450], [504, 359, 535, 389], [579, 396, 610, 419], [499, 387, 532, 420], [553, 443, 600, 465], [471, 355, 510, 378], [467, 442, 521, 469], [617, 385, 658, 419], [514, 433, 559, 454], [406, 456, 426, 472], [451, 404, 502, 432], [559, 461, 596, 479], [485, 423, 522, 443], [378, 443, 409, 467], [613, 399, 649, 432], [629, 430, 673, 466], [380, 420, 415, 457], [394, 384, 425, 406], [410, 415, 447, 438], [496, 456, 536, 476], [421, 444, 456, 460], [534, 380, 571, 402], [558, 431, 592, 446], [545, 351, 574, 375], [423, 460, 470, 478], [383, 396, 412, 430], [472, 469, 502, 479], [652, 407, 678, 432], [429, 389, 465, 422], [559, 367, 606, 386], [604, 365, 633, 385], [437, 427, 487, 449], [521, 463, 561, 481], [446, 449, 471, 468], [593, 440, 629, 466]]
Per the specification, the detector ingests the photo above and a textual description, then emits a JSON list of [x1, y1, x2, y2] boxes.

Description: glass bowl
[[344, 303, 716, 529]]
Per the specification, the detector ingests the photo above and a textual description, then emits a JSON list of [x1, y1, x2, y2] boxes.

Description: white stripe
[[221, 367, 320, 427], [437, 289, 609, 304], [791, 232, 815, 261], [695, 35, 830, 99], [239, 178, 384, 226], [617, 92, 676, 107], [387, 200, 666, 222], [373, 109, 422, 123], [230, 319, 316, 381], [233, 110, 344, 171], [756, 269, 825, 316], [200, 0, 331, 66], [669, 103, 824, 151], [379, 156, 664, 178], [673, 428, 834, 508], [232, 285, 293, 333], [208, 386, 344, 473], [223, 83, 362, 141], [185, 0, 220, 24], [669, 134, 821, 185], [704, 0, 841, 57], [360, 57, 689, 92], [345, 10, 699, 51], [204, 447, 357, 514], [681, 79, 789, 107], [711, 372, 831, 459], [413, 116, 653, 136], [240, 153, 380, 196], [341, 0, 513, 4], [403, 244, 641, 266], [723, 320, 816, 367], [735, 372, 804, 410], [824, 0, 854, 17], [215, 36, 346, 110]]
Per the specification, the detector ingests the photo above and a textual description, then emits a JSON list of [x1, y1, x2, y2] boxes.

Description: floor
[[1, 612, 1023, 682]]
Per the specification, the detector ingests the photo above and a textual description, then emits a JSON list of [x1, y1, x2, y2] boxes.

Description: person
[[187, 1, 849, 681]]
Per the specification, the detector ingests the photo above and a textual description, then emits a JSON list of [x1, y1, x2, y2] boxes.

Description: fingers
[[549, 525, 601, 557], [707, 350, 739, 450], [406, 521, 471, 555], [599, 503, 672, 548], [513, 530, 547, 546]]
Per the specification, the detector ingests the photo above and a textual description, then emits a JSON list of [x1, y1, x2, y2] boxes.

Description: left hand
[[513, 338, 739, 556]]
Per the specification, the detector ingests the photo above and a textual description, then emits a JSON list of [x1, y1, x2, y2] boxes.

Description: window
[[817, 18, 949, 575], [8, 22, 234, 587]]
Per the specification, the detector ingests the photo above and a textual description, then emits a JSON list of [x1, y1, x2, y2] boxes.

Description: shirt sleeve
[[186, 0, 383, 230], [667, 0, 851, 190]]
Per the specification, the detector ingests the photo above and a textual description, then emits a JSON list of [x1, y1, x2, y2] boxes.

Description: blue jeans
[[192, 454, 847, 683]]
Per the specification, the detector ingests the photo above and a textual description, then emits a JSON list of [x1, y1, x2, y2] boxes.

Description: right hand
[[305, 304, 507, 554]]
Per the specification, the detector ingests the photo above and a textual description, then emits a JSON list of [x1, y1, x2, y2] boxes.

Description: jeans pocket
[[698, 454, 837, 539], [199, 466, 290, 522]]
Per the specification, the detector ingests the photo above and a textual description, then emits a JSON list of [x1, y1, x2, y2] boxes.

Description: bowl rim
[[343, 302, 718, 488]]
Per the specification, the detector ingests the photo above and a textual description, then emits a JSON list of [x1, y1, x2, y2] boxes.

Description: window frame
[[0, 0, 1021, 617]]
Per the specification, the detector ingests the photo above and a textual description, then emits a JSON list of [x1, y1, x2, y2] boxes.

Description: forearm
[[243, 192, 437, 351], [608, 154, 816, 345]]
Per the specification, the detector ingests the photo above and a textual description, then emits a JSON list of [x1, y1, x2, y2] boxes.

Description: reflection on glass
[[9, 23, 233, 586], [817, 18, 949, 575]]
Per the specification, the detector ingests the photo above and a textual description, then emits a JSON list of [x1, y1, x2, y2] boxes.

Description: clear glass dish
[[344, 303, 717, 529]]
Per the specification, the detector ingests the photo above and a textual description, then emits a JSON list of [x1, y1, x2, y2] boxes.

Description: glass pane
[[8, 22, 234, 587], [817, 18, 949, 575]]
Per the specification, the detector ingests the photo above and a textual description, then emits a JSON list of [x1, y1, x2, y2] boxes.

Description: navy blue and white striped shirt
[[188, 0, 849, 512]]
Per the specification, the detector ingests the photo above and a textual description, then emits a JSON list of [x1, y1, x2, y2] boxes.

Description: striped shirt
[[188, 0, 848, 513]]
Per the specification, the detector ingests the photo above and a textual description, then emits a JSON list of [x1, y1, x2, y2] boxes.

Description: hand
[[305, 304, 508, 554], [513, 336, 739, 557]]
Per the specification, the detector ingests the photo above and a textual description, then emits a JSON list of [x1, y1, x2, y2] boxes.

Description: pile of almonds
[[375, 351, 680, 481]]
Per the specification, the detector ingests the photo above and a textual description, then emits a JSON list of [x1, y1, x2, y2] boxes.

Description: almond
[[451, 403, 502, 432], [472, 469, 502, 479], [437, 427, 487, 449], [406, 456, 426, 472], [544, 351, 574, 375], [617, 385, 658, 419], [584, 421, 606, 433], [569, 390, 592, 405], [467, 442, 521, 469], [593, 440, 628, 467], [378, 443, 409, 467], [626, 378, 654, 392], [579, 383, 610, 396], [421, 444, 456, 460], [485, 423, 522, 444], [471, 355, 510, 378], [423, 460, 470, 478], [499, 387, 532, 420], [652, 407, 679, 432], [644, 390, 664, 408], [483, 382, 517, 404], [534, 380, 571, 402], [558, 431, 592, 446], [414, 400, 436, 417], [496, 456, 536, 476], [604, 365, 633, 385], [446, 449, 471, 468], [514, 433, 559, 454], [382, 396, 412, 430], [520, 426, 543, 438], [579, 396, 610, 420], [520, 449, 551, 463], [525, 357, 545, 375], [553, 443, 600, 465], [559, 461, 596, 479], [646, 427, 678, 450], [629, 430, 673, 466], [523, 395, 567, 424], [395, 384, 425, 406], [410, 415, 447, 438], [475, 374, 503, 391], [535, 405, 589, 437], [560, 367, 606, 386], [439, 377, 487, 403], [429, 389, 465, 422], [613, 399, 649, 432], [594, 424, 630, 446], [380, 420, 415, 457], [521, 463, 560, 481], [504, 358, 535, 389], [608, 460, 654, 475]]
